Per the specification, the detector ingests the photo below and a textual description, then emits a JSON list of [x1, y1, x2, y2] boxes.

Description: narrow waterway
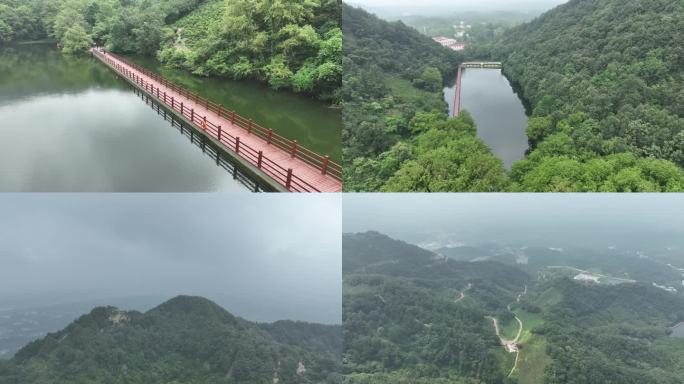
[[0, 43, 340, 191], [444, 68, 529, 168]]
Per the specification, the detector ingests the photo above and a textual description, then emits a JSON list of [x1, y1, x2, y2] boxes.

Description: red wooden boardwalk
[[452, 64, 463, 117], [92, 49, 342, 192], [452, 62, 502, 117]]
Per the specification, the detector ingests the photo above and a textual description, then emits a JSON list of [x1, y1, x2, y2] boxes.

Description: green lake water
[[124, 55, 342, 162], [444, 68, 529, 169], [0, 44, 340, 191]]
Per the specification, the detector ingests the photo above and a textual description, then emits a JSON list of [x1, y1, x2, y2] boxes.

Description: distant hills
[[343, 231, 684, 383], [346, 1, 568, 20], [0, 296, 341, 384]]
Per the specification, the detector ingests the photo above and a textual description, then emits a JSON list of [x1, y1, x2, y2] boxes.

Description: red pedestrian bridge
[[452, 62, 503, 117], [92, 49, 342, 192]]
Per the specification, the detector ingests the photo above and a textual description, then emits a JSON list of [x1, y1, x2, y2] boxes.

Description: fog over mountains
[[347, 0, 569, 18], [343, 194, 684, 251], [0, 194, 342, 324]]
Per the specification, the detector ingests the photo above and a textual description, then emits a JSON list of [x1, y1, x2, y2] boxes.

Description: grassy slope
[[384, 77, 446, 112], [500, 318, 520, 341], [515, 335, 550, 383], [511, 309, 549, 383]]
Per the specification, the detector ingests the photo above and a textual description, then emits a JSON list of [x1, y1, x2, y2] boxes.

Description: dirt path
[[509, 349, 520, 378], [491, 285, 527, 378], [454, 283, 472, 303]]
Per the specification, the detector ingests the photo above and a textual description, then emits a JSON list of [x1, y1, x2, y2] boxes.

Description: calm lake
[[0, 43, 340, 191], [444, 68, 528, 169]]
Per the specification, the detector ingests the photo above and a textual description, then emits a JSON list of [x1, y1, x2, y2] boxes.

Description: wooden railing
[[92, 49, 341, 191]]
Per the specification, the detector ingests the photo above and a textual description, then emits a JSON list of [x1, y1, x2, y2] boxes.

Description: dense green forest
[[532, 279, 684, 383], [0, 0, 341, 101], [343, 232, 528, 383], [342, 231, 684, 383], [0, 296, 341, 384], [342, 5, 507, 191], [485, 0, 684, 191], [343, 0, 684, 191]]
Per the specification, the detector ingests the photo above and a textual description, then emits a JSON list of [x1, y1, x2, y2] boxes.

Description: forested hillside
[[0, 296, 341, 384], [343, 232, 684, 383], [158, 0, 342, 101], [532, 279, 684, 383], [342, 232, 528, 383], [342, 0, 684, 191], [0, 0, 341, 100], [342, 5, 507, 191], [491, 0, 684, 191]]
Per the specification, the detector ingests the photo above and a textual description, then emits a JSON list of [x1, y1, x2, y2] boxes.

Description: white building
[[573, 273, 600, 283]]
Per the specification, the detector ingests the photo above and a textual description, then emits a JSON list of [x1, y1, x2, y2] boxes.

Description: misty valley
[[0, 296, 167, 360], [342, 231, 684, 383]]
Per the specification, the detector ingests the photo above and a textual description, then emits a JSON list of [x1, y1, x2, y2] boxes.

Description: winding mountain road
[[490, 285, 527, 378]]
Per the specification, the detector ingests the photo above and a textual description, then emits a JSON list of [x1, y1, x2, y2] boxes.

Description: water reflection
[[134, 88, 266, 192], [126, 55, 342, 162], [444, 68, 529, 168], [0, 44, 256, 192]]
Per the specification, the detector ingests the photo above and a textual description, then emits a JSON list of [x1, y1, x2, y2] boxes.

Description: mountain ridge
[[0, 295, 341, 384]]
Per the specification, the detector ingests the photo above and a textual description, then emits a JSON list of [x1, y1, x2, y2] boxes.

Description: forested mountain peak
[[342, 4, 459, 78], [342, 231, 439, 274], [0, 296, 341, 384], [148, 295, 237, 321]]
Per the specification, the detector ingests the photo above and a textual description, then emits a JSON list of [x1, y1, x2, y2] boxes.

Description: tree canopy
[[0, 0, 340, 100], [490, 0, 684, 191], [0, 296, 342, 384], [342, 0, 684, 191], [342, 5, 506, 192]]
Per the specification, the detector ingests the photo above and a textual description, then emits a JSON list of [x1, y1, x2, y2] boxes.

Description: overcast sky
[[347, 0, 570, 14], [0, 194, 341, 324], [344, 194, 684, 251]]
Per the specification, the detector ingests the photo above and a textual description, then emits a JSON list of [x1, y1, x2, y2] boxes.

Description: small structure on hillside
[[573, 273, 600, 284], [432, 36, 466, 51], [296, 361, 306, 375], [505, 342, 519, 353]]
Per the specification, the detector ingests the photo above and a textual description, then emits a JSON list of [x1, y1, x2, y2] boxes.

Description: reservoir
[[0, 44, 340, 191], [444, 68, 528, 169]]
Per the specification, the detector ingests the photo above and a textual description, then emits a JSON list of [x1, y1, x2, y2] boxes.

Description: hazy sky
[[0, 194, 341, 324], [348, 0, 570, 14], [343, 194, 684, 251]]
